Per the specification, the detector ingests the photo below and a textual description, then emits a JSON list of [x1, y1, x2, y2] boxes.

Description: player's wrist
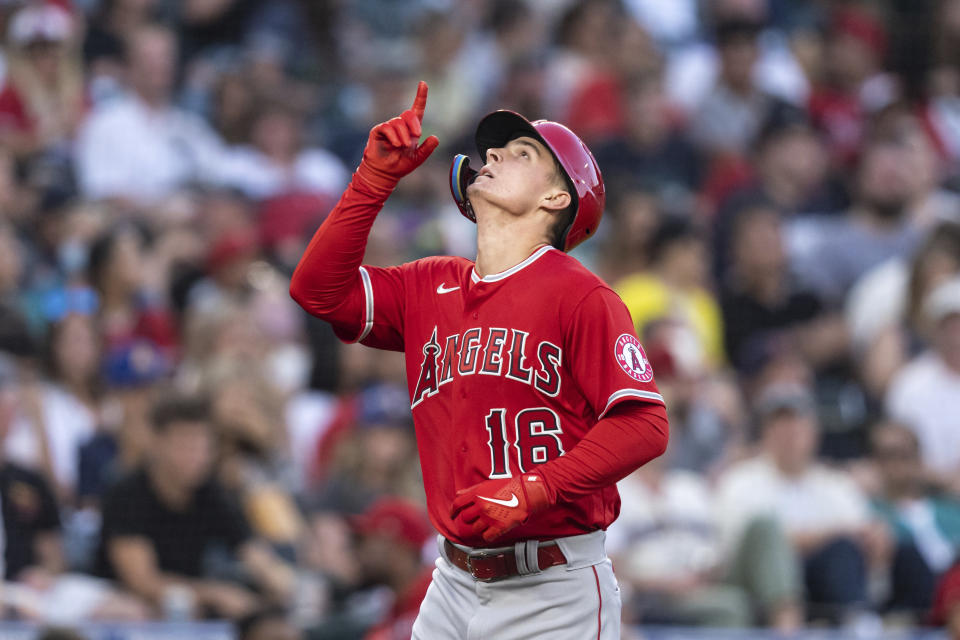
[[352, 165, 397, 200], [518, 471, 553, 513]]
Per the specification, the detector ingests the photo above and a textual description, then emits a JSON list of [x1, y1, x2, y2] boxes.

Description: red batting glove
[[354, 80, 440, 197], [450, 473, 552, 544]]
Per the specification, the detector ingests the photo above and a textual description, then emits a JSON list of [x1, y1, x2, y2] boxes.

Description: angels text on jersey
[[411, 326, 562, 408]]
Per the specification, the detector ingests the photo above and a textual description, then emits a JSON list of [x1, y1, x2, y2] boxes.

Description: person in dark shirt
[[96, 391, 294, 619], [1, 456, 61, 581], [592, 72, 703, 211], [720, 202, 845, 374], [0, 357, 146, 622]]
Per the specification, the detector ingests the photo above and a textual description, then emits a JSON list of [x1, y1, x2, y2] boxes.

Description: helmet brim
[[476, 111, 544, 161]]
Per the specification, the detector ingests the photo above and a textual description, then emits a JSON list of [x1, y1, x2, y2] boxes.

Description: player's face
[[467, 137, 568, 219]]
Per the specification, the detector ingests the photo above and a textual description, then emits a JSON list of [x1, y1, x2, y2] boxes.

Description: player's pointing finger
[[411, 81, 428, 122]]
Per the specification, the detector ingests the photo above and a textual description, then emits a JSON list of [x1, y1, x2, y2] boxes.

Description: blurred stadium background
[[1, 0, 960, 638]]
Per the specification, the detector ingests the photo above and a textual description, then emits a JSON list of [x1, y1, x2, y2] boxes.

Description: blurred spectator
[[416, 10, 485, 142], [847, 221, 960, 397], [0, 221, 34, 355], [711, 103, 834, 277], [598, 184, 660, 282], [3, 313, 99, 500], [206, 362, 304, 549], [720, 203, 844, 375], [641, 317, 743, 475], [886, 277, 960, 491], [607, 454, 752, 627], [870, 422, 960, 616], [592, 71, 703, 211], [310, 386, 419, 515], [0, 356, 146, 623], [75, 24, 225, 207], [0, 3, 85, 158], [563, 17, 661, 144], [354, 499, 434, 640], [690, 16, 786, 156], [717, 384, 889, 624], [77, 339, 170, 506], [84, 0, 164, 92], [185, 226, 261, 317], [453, 0, 540, 111], [926, 59, 960, 171], [209, 68, 256, 145], [96, 391, 294, 619], [787, 131, 926, 306], [616, 217, 725, 371], [808, 6, 897, 167], [218, 99, 348, 201], [543, 0, 621, 125], [87, 225, 177, 353]]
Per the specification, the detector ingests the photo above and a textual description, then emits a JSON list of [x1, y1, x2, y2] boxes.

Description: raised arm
[[289, 82, 439, 324]]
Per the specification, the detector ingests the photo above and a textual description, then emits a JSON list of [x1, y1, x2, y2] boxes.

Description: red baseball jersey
[[331, 245, 664, 546]]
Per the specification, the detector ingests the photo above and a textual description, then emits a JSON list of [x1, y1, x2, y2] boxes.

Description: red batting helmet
[[449, 110, 605, 252]]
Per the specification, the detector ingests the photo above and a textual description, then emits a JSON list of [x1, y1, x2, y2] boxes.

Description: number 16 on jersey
[[484, 407, 565, 478]]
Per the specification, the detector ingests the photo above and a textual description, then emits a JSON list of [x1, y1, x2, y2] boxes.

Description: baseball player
[[290, 82, 668, 639]]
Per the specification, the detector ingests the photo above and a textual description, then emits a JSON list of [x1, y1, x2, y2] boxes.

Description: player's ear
[[540, 188, 571, 214]]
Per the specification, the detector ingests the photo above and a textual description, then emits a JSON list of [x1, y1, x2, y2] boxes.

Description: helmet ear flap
[[449, 154, 478, 222]]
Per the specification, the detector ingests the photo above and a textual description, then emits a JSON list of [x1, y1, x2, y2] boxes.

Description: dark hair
[[547, 161, 577, 250], [714, 17, 763, 46], [151, 390, 211, 433], [646, 216, 702, 264], [906, 221, 960, 326], [86, 223, 151, 294]]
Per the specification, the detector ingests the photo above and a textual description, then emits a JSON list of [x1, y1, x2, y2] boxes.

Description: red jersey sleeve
[[330, 264, 407, 352], [565, 286, 664, 419], [290, 176, 407, 352]]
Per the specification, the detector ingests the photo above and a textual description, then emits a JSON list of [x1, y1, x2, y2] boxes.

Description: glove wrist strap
[[353, 165, 397, 200]]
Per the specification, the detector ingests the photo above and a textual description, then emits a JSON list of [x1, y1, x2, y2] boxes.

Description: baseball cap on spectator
[[356, 382, 414, 428], [351, 499, 433, 551], [754, 383, 816, 422], [42, 286, 98, 323], [206, 228, 259, 274], [102, 340, 171, 389], [924, 277, 960, 324], [831, 6, 887, 58], [7, 3, 72, 46]]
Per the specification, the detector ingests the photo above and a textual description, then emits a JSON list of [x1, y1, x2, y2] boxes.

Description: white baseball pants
[[411, 530, 621, 639]]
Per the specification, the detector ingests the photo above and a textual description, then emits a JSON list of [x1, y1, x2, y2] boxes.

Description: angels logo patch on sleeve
[[615, 334, 654, 383]]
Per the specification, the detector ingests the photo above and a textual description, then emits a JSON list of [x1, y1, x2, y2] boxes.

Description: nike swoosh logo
[[478, 493, 519, 508], [437, 283, 460, 294]]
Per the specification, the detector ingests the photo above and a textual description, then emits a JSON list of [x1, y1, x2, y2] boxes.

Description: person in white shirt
[[887, 277, 960, 490], [717, 383, 890, 623], [217, 100, 348, 201], [75, 24, 224, 207], [607, 455, 752, 628]]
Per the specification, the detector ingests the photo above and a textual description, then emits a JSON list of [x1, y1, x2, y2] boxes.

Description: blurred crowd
[[0, 0, 959, 638]]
